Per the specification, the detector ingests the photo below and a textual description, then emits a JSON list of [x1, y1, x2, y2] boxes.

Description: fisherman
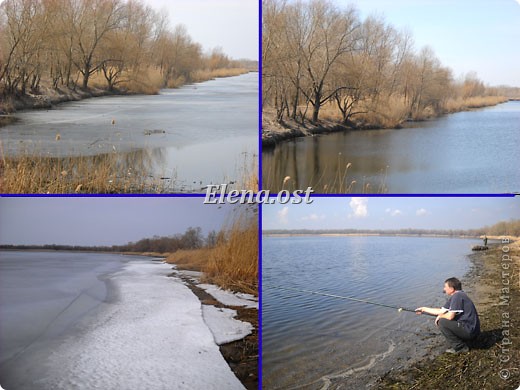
[[415, 277, 480, 354], [483, 235, 488, 246]]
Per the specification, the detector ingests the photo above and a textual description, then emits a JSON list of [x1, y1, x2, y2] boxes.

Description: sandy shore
[[378, 239, 520, 388]]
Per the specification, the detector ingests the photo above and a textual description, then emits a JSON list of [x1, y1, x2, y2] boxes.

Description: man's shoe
[[446, 346, 469, 354]]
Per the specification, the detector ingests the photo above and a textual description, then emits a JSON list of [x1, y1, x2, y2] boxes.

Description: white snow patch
[[198, 284, 258, 309], [38, 261, 245, 390], [202, 305, 253, 345]]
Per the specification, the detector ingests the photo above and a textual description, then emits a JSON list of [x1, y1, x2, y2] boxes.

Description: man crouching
[[416, 277, 480, 354]]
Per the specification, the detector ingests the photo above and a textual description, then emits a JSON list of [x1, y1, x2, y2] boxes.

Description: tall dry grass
[[228, 151, 258, 192], [0, 148, 172, 193], [166, 212, 258, 295], [87, 67, 163, 94], [1, 144, 257, 194], [191, 68, 249, 83], [445, 96, 508, 113], [357, 96, 409, 127], [87, 66, 248, 92], [295, 93, 507, 130]]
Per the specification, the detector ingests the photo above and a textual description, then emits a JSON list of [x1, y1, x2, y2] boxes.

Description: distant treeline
[[264, 220, 520, 238], [0, 226, 226, 253], [0, 0, 257, 99], [263, 0, 511, 128]]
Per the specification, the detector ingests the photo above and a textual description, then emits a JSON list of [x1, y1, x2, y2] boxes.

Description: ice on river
[[198, 283, 258, 309], [2, 260, 249, 390]]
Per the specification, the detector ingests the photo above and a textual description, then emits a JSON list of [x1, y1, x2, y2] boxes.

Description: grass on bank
[[280, 95, 509, 130], [0, 149, 172, 194], [1, 145, 258, 194], [166, 213, 258, 296], [63, 67, 250, 94]]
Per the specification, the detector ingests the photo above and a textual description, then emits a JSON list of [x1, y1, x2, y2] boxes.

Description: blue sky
[[349, 0, 520, 87], [0, 197, 247, 246], [262, 197, 520, 230], [145, 0, 258, 60]]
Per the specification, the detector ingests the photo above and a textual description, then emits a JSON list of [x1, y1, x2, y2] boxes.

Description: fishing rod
[[266, 284, 436, 316]]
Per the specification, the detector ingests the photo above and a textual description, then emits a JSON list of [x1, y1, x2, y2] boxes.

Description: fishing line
[[265, 284, 435, 315]]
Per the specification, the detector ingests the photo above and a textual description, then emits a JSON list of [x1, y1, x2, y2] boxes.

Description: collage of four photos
[[0, 0, 519, 389]]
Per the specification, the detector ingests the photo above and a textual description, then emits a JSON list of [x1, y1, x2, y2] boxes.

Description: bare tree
[[69, 0, 124, 89]]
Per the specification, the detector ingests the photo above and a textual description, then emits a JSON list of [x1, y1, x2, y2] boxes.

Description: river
[[262, 235, 480, 389], [262, 101, 520, 193], [0, 73, 258, 192]]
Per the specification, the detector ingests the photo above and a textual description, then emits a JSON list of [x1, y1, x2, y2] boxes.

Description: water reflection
[[263, 133, 393, 193]]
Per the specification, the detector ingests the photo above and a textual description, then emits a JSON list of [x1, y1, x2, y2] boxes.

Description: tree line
[[0, 226, 228, 253], [262, 0, 508, 128], [263, 219, 520, 238], [0, 0, 252, 98]]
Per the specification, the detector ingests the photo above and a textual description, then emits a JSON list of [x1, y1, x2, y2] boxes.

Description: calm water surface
[[263, 101, 520, 193], [0, 73, 258, 191], [262, 236, 479, 389]]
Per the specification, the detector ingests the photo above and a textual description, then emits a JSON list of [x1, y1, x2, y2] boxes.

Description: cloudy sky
[[263, 197, 520, 230], [0, 197, 248, 246], [349, 0, 520, 87], [144, 0, 258, 60]]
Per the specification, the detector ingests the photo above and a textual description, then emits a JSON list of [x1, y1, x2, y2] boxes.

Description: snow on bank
[[202, 305, 253, 345], [38, 260, 245, 390], [198, 284, 258, 309]]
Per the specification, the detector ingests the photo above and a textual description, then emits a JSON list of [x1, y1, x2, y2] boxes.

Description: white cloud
[[302, 213, 325, 221], [385, 208, 402, 217], [277, 207, 289, 224], [416, 208, 428, 216], [349, 198, 368, 218]]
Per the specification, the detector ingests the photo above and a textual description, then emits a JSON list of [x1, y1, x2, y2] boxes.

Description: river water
[[262, 235, 479, 389], [0, 73, 258, 191], [262, 101, 520, 193]]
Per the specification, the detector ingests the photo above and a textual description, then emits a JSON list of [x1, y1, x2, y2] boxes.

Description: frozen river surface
[[0, 73, 258, 191], [0, 251, 251, 389]]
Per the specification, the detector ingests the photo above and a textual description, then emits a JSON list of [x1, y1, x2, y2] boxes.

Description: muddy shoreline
[[378, 241, 519, 389]]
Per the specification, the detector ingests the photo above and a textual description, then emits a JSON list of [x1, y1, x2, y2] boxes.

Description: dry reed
[[0, 149, 171, 193], [191, 68, 250, 83], [444, 96, 508, 113], [166, 212, 258, 295]]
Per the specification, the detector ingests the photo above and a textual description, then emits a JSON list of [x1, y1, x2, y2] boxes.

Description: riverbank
[[262, 97, 509, 147], [0, 68, 251, 117], [0, 85, 132, 116], [378, 239, 520, 389], [137, 217, 258, 388], [170, 268, 258, 390]]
